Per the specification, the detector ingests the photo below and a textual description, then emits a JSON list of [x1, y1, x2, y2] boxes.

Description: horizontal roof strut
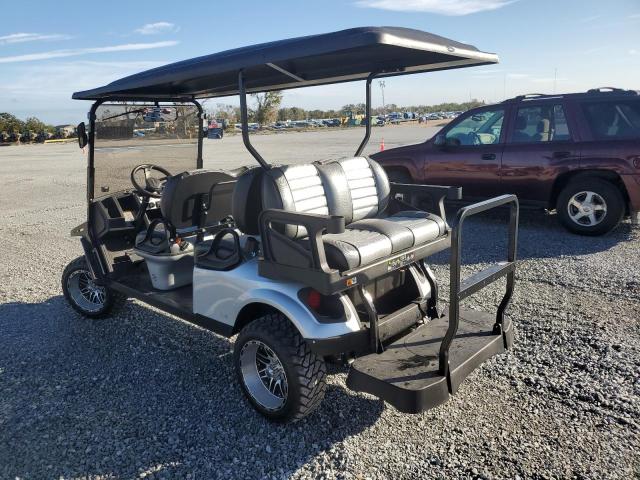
[[266, 63, 305, 82]]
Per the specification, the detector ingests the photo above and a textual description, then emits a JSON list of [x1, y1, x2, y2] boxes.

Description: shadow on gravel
[[0, 297, 383, 479], [426, 206, 636, 266]]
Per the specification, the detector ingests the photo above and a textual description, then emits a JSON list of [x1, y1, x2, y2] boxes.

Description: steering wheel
[[130, 164, 172, 198]]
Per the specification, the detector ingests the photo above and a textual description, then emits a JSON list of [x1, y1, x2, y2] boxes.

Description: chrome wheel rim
[[567, 191, 607, 227], [239, 340, 288, 411], [67, 269, 106, 313]]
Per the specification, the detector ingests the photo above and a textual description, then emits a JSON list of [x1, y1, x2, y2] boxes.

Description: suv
[[373, 88, 640, 235]]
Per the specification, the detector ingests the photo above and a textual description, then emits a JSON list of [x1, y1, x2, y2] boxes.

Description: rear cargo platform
[[347, 308, 513, 413]]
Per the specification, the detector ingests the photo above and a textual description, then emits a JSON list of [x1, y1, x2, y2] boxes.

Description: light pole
[[378, 81, 386, 113]]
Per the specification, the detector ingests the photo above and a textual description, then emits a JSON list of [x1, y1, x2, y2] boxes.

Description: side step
[[346, 308, 513, 413]]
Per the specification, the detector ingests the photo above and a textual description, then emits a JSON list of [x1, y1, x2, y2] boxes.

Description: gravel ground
[[0, 126, 638, 479]]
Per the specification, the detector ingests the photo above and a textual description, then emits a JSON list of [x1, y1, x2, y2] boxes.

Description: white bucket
[[134, 247, 194, 290]]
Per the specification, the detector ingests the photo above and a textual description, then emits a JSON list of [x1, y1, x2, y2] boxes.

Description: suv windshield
[[582, 100, 640, 140], [93, 103, 200, 199], [444, 108, 504, 146]]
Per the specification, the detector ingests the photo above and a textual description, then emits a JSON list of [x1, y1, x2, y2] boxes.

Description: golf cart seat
[[250, 157, 451, 284], [135, 169, 236, 253], [134, 169, 237, 290], [160, 169, 237, 233]]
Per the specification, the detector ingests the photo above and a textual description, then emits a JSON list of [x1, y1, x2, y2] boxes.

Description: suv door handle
[[481, 153, 496, 160], [553, 151, 571, 159]]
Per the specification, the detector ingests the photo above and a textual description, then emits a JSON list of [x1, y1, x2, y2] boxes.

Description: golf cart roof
[[72, 26, 498, 101]]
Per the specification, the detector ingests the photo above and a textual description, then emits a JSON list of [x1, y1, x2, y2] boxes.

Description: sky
[[1, 0, 639, 124]]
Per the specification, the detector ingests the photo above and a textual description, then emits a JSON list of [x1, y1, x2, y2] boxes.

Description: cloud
[[134, 22, 179, 35], [530, 76, 568, 84], [0, 60, 167, 123], [355, 0, 516, 15], [629, 13, 640, 19], [0, 41, 178, 64], [577, 14, 602, 23], [0, 60, 165, 95], [630, 49, 638, 56], [0, 33, 72, 45], [507, 73, 529, 79]]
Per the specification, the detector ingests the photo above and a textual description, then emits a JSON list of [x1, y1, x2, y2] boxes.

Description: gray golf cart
[[62, 27, 519, 422]]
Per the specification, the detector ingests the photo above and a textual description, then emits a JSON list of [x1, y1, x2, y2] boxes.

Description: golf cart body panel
[[65, 26, 518, 419], [192, 258, 365, 339]]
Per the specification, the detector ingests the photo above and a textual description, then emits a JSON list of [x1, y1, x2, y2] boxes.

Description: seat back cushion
[[231, 166, 266, 235], [262, 164, 329, 238], [161, 169, 236, 230], [318, 157, 390, 223]]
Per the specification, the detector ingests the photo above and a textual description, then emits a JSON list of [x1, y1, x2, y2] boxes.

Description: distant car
[[207, 119, 225, 139], [322, 118, 341, 127], [373, 88, 640, 235]]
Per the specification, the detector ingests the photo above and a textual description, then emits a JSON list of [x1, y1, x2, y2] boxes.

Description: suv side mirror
[[434, 133, 446, 147], [77, 122, 88, 149]]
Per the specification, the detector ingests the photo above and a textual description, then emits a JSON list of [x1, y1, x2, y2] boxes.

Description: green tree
[[0, 112, 25, 134], [251, 91, 283, 125], [25, 117, 47, 133]]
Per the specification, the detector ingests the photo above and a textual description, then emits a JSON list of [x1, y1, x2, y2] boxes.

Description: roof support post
[[238, 70, 270, 169], [354, 72, 377, 157]]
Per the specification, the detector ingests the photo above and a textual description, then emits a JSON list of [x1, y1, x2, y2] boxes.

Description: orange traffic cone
[[380, 138, 385, 151]]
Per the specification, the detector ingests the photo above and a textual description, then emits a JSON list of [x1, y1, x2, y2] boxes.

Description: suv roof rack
[[504, 93, 563, 103], [505, 88, 637, 104], [587, 87, 626, 93]]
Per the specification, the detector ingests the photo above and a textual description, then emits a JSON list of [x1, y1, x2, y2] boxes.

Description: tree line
[[206, 94, 485, 125], [1, 112, 61, 143], [1, 96, 486, 143]]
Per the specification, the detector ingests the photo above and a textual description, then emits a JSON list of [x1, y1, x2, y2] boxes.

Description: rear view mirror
[[434, 133, 446, 147], [77, 122, 88, 149]]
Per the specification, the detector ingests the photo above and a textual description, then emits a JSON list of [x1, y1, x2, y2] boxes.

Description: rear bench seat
[[259, 157, 447, 271]]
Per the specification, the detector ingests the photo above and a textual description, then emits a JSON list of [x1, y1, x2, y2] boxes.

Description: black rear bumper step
[[346, 308, 513, 413]]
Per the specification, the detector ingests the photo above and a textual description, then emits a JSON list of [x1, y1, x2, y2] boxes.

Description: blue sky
[[1, 0, 639, 124]]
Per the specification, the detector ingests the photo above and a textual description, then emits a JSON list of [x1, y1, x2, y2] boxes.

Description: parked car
[[373, 88, 640, 235]]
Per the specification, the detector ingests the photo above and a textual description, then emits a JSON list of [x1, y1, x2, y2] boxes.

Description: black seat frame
[[258, 183, 462, 295]]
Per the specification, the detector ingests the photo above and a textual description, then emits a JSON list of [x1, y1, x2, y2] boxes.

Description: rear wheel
[[234, 313, 326, 422], [556, 178, 624, 235], [62, 256, 126, 318]]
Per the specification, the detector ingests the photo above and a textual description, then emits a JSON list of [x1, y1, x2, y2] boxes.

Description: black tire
[[556, 178, 624, 235], [233, 313, 326, 422], [61, 256, 126, 318]]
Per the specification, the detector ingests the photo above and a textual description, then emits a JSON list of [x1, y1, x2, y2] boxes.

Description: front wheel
[[234, 313, 326, 422], [62, 256, 126, 318], [556, 178, 624, 235]]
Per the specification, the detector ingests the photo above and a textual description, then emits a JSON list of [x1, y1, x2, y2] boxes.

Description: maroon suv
[[373, 88, 640, 235]]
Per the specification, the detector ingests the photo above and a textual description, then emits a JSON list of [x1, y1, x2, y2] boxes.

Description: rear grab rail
[[439, 194, 519, 378]]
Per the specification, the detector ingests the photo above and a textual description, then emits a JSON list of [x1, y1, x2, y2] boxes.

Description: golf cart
[[63, 27, 519, 422]]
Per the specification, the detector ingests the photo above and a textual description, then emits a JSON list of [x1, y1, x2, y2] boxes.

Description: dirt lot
[[0, 125, 638, 479]]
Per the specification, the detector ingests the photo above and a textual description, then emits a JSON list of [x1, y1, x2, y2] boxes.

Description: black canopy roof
[[72, 26, 498, 101]]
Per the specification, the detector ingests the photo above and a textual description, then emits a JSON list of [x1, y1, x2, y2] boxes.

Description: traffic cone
[[380, 138, 385, 151]]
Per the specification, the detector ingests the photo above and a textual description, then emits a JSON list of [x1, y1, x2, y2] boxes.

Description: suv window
[[444, 108, 504, 146], [510, 104, 571, 143], [582, 100, 640, 140]]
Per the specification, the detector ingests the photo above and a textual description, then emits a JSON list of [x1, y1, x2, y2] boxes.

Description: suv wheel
[[557, 178, 624, 235], [234, 313, 326, 422], [62, 256, 126, 318]]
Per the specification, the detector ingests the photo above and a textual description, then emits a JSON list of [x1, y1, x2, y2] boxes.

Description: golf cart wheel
[[557, 178, 624, 236], [234, 313, 326, 422], [62, 256, 126, 318]]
